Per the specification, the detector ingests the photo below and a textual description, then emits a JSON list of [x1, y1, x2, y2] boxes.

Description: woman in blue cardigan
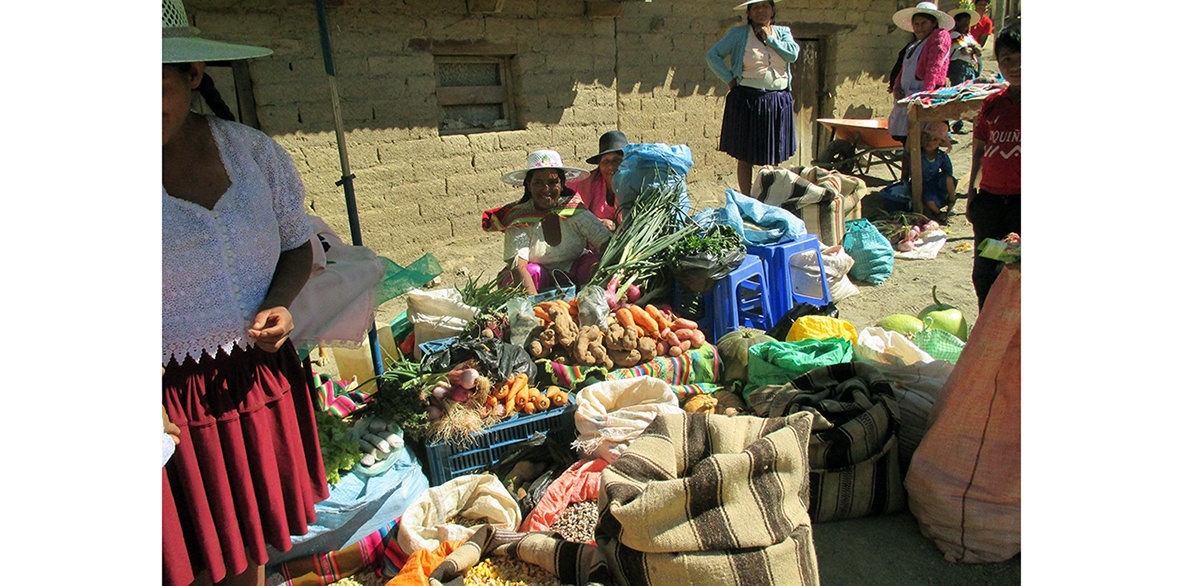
[[706, 0, 799, 196]]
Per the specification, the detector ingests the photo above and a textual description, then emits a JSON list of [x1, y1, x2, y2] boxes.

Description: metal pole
[[314, 0, 385, 377]]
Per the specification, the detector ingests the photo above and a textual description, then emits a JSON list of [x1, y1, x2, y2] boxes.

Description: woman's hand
[[756, 24, 773, 43], [600, 219, 616, 232], [248, 306, 295, 352]]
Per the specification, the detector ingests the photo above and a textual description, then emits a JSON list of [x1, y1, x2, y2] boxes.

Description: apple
[[917, 286, 970, 342]]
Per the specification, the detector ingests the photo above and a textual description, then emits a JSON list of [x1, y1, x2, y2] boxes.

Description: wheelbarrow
[[813, 118, 905, 180]]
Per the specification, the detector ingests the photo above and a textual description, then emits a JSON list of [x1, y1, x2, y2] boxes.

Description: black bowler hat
[[586, 130, 629, 165]]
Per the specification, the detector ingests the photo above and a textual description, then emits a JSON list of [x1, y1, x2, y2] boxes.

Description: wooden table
[[905, 98, 987, 213]]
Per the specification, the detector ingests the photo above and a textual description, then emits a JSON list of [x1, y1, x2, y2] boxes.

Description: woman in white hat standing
[[483, 150, 611, 295], [887, 1, 955, 171], [161, 1, 327, 584], [706, 0, 799, 196]]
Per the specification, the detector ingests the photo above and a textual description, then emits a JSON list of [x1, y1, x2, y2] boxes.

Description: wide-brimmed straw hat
[[501, 150, 590, 185], [893, 2, 955, 32], [585, 130, 629, 165], [948, 7, 981, 27], [733, 0, 780, 10], [163, 0, 273, 64]]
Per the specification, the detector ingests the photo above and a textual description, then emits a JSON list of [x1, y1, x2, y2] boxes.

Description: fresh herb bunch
[[358, 356, 433, 444], [665, 224, 743, 266], [874, 211, 934, 245], [457, 272, 525, 314]]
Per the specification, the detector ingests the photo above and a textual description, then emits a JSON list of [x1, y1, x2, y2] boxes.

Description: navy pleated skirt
[[718, 85, 797, 166]]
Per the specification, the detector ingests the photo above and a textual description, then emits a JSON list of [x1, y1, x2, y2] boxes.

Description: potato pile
[[526, 300, 706, 369]]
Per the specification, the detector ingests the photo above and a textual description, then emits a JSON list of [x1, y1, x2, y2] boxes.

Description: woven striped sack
[[595, 411, 820, 586], [758, 361, 906, 523]]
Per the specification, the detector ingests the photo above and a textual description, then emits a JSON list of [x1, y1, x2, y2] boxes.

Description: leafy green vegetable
[[665, 224, 743, 267], [314, 410, 361, 485]]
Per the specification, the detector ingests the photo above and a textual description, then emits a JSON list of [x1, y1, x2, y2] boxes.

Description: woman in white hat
[[567, 129, 628, 232], [706, 0, 799, 196], [887, 1, 955, 165], [483, 150, 611, 295], [161, 1, 327, 585]]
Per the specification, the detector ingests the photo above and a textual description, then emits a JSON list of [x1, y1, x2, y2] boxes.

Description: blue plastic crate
[[424, 398, 577, 486]]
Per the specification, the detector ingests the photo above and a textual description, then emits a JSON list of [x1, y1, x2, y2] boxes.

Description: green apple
[[917, 286, 970, 342]]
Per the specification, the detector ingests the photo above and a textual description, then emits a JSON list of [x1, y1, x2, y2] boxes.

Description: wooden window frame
[[434, 55, 517, 135]]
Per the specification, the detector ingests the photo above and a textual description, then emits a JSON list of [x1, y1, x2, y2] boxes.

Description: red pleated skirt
[[162, 341, 328, 586]]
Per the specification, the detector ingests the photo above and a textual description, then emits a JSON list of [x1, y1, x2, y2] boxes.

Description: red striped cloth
[[481, 190, 587, 233]]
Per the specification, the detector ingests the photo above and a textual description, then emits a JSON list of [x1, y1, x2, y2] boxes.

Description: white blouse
[[739, 28, 790, 91], [503, 203, 611, 273], [162, 116, 312, 365]]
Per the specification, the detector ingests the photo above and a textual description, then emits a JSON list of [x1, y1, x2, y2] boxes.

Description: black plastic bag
[[485, 432, 577, 517], [419, 337, 538, 385], [671, 247, 747, 294], [766, 302, 839, 341]]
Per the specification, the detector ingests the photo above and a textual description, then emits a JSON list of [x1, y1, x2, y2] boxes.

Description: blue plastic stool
[[674, 256, 775, 342], [745, 234, 832, 322]]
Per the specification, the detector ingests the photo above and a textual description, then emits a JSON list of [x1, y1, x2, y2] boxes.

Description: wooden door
[[786, 39, 821, 170]]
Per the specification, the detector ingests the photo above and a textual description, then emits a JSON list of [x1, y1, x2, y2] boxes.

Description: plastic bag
[[821, 245, 860, 303], [911, 327, 966, 363], [575, 284, 611, 329], [505, 297, 540, 349], [485, 433, 577, 518], [406, 288, 479, 359], [745, 338, 854, 396], [853, 326, 933, 366], [611, 143, 694, 214], [572, 375, 683, 462], [419, 338, 537, 385], [722, 189, 807, 245], [766, 302, 839, 342], [842, 219, 895, 285], [785, 315, 859, 345], [672, 247, 747, 295]]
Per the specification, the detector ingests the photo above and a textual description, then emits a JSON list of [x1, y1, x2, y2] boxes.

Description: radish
[[446, 368, 479, 390], [897, 240, 915, 252], [604, 275, 621, 309], [625, 283, 641, 303]]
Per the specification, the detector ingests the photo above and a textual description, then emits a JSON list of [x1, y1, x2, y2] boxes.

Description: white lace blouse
[[162, 116, 312, 365]]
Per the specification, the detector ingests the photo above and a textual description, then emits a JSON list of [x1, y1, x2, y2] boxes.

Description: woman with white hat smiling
[[887, 0, 955, 173], [161, 1, 328, 585], [483, 150, 611, 295], [706, 0, 799, 196]]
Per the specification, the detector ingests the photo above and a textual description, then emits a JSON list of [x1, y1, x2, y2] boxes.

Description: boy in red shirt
[[970, 0, 994, 49], [966, 23, 1019, 309]]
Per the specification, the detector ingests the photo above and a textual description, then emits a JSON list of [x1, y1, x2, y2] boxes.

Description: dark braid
[[197, 72, 236, 121], [167, 62, 236, 121]]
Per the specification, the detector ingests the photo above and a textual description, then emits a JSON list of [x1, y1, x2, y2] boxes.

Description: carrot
[[522, 401, 537, 414], [567, 298, 579, 319], [533, 390, 551, 411], [547, 387, 568, 407], [533, 306, 551, 324], [515, 384, 532, 412], [645, 304, 673, 332], [504, 386, 519, 416], [615, 308, 635, 329], [671, 317, 699, 331], [493, 376, 514, 399], [628, 305, 660, 340]]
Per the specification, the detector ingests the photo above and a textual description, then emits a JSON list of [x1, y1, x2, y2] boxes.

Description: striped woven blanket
[[748, 361, 906, 523], [597, 411, 819, 585]]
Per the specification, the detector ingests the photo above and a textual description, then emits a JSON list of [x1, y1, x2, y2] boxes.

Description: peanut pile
[[547, 500, 599, 544]]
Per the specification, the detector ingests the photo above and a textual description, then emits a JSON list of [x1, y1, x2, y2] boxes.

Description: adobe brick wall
[[184, 0, 912, 289]]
